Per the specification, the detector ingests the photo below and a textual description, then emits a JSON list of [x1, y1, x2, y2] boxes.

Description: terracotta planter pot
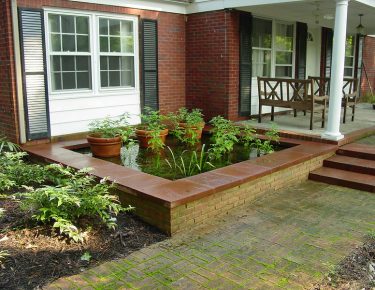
[[135, 128, 169, 149], [179, 122, 205, 140], [87, 134, 122, 157]]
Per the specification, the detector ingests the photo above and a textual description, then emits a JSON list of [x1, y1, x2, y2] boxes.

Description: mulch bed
[[0, 198, 167, 289], [314, 236, 375, 290]]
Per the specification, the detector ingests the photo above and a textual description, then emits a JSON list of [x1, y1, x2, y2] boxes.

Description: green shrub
[[0, 208, 5, 218], [0, 152, 46, 190], [20, 169, 134, 242], [209, 116, 240, 159]]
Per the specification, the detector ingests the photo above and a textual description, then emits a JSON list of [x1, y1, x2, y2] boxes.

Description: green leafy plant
[[0, 135, 21, 154], [0, 250, 9, 264], [0, 208, 5, 218], [80, 251, 92, 262], [249, 124, 280, 155], [170, 108, 205, 146], [88, 114, 134, 144], [0, 152, 46, 191], [139, 107, 167, 153], [140, 107, 167, 132], [165, 144, 214, 179], [209, 116, 240, 159], [20, 169, 134, 242], [239, 125, 256, 147]]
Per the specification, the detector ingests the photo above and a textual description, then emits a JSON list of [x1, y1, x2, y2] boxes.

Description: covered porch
[[227, 0, 375, 141]]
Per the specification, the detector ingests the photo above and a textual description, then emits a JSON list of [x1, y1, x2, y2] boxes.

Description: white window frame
[[44, 8, 139, 100], [97, 15, 136, 91], [344, 34, 356, 78], [251, 17, 296, 79]]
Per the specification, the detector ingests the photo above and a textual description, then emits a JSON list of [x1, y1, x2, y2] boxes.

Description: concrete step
[[337, 143, 375, 160], [309, 167, 375, 193], [323, 155, 375, 175]]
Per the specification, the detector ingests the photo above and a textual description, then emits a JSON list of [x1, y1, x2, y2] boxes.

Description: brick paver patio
[[46, 179, 375, 289]]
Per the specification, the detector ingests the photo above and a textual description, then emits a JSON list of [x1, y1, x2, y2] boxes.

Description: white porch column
[[321, 0, 349, 141]]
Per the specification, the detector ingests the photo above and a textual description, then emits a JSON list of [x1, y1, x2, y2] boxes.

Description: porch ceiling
[[238, 0, 375, 35]]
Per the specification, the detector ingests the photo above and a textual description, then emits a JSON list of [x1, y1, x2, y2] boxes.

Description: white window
[[252, 18, 295, 78], [48, 14, 92, 91], [99, 18, 135, 88], [344, 35, 355, 77], [46, 11, 138, 94]]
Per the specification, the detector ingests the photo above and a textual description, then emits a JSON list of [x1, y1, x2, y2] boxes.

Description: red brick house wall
[[361, 36, 375, 96], [0, 0, 19, 142], [186, 10, 242, 122]]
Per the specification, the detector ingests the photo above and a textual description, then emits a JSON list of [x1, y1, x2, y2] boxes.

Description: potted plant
[[135, 107, 169, 150], [87, 114, 134, 158], [171, 108, 205, 146]]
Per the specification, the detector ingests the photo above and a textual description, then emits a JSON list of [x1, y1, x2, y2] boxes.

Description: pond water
[[74, 136, 288, 180]]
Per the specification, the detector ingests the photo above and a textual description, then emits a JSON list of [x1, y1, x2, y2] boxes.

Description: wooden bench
[[257, 77, 327, 130], [308, 76, 359, 123]]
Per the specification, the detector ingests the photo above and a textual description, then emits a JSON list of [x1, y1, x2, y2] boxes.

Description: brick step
[[337, 143, 375, 160], [323, 155, 375, 175], [309, 167, 375, 193]]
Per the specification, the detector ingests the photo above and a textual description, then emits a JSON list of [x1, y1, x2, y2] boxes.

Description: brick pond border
[[23, 135, 339, 236]]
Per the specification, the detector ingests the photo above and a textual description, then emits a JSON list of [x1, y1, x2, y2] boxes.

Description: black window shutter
[[141, 19, 159, 111], [19, 8, 50, 140], [324, 28, 334, 77], [239, 13, 252, 116], [295, 22, 307, 79]]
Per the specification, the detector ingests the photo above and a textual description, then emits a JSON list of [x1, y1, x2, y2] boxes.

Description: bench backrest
[[308, 76, 358, 97], [257, 77, 313, 103]]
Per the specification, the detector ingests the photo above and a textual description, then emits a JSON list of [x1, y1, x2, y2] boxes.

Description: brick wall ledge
[[23, 137, 337, 234]]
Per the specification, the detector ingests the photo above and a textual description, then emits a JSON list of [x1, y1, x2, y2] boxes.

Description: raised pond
[[73, 135, 288, 180]]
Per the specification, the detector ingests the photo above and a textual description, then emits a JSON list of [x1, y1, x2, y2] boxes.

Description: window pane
[[99, 19, 108, 35], [51, 34, 61, 51], [100, 36, 109, 52], [100, 56, 108, 70], [345, 36, 354, 57], [110, 37, 121, 52], [121, 21, 133, 36], [252, 18, 272, 48], [109, 71, 120, 86], [252, 50, 271, 77], [275, 23, 293, 51], [62, 72, 76, 89], [109, 20, 120, 36], [51, 56, 61, 72], [61, 15, 74, 33], [276, 52, 293, 65], [109, 56, 120, 70], [121, 56, 134, 87], [344, 68, 353, 77], [77, 35, 89, 52], [62, 34, 75, 52], [52, 73, 62, 90], [49, 14, 60, 33], [275, 66, 292, 78], [345, 57, 353, 67], [122, 36, 134, 53], [101, 71, 109, 87], [76, 56, 90, 71], [61, 56, 75, 71], [76, 16, 89, 34], [77, 72, 91, 89]]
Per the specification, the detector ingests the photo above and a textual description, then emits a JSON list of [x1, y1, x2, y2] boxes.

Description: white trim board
[[68, 0, 188, 14]]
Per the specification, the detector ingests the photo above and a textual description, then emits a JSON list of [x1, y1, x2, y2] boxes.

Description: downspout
[[11, 0, 27, 144]]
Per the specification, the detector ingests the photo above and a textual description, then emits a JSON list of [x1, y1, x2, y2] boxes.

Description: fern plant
[[20, 169, 134, 242]]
